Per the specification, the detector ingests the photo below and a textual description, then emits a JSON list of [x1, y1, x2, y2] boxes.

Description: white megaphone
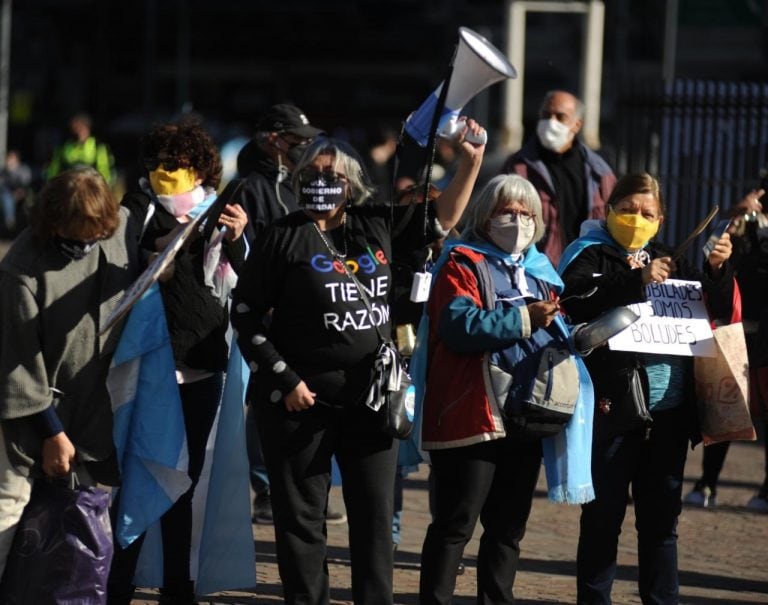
[[404, 27, 517, 147]]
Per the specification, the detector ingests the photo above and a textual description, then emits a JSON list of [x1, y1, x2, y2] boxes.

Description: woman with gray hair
[[418, 173, 593, 604], [231, 123, 485, 605]]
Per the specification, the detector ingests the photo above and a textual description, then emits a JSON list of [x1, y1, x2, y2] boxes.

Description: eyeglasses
[[496, 209, 536, 227], [299, 169, 348, 184], [143, 157, 183, 172]]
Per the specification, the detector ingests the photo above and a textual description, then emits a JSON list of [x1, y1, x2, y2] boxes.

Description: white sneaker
[[746, 494, 768, 512], [684, 487, 717, 508]]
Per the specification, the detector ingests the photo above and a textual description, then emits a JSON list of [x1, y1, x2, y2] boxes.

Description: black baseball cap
[[257, 104, 323, 139]]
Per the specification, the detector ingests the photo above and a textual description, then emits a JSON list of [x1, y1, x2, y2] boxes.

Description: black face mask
[[299, 176, 347, 212], [54, 236, 97, 261], [286, 142, 310, 166]]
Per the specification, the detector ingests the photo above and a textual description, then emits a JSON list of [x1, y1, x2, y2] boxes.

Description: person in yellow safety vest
[[47, 113, 115, 185]]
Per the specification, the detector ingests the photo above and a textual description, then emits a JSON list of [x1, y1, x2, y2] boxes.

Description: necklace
[[312, 212, 348, 259]]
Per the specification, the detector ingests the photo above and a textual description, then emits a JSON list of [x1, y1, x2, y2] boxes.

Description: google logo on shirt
[[311, 247, 388, 275]]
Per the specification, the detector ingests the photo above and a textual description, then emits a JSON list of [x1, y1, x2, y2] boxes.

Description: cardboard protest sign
[[608, 278, 716, 357], [694, 322, 755, 444]]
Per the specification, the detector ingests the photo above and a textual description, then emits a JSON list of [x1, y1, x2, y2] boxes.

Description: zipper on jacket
[[544, 351, 554, 401]]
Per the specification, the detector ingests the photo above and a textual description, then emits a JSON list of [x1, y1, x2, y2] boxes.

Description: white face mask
[[488, 214, 536, 255], [536, 118, 574, 152]]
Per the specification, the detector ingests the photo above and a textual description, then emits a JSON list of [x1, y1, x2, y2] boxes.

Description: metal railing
[[610, 79, 768, 265]]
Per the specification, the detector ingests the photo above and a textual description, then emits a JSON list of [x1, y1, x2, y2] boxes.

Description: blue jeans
[[577, 405, 690, 605]]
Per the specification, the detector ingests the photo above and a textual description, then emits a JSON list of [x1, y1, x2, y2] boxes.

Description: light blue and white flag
[[404, 83, 459, 147], [133, 341, 257, 596], [108, 283, 190, 549]]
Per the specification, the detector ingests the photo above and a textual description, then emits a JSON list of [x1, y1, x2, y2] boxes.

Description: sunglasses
[[299, 169, 348, 184], [143, 157, 184, 172]]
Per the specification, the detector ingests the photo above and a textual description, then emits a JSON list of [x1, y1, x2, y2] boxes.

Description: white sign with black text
[[607, 278, 716, 357]]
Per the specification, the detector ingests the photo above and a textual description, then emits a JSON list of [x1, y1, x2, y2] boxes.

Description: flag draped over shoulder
[[133, 341, 257, 596], [108, 283, 191, 549], [401, 239, 595, 504]]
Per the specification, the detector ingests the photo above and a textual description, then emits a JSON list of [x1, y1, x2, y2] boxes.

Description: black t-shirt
[[232, 202, 440, 406]]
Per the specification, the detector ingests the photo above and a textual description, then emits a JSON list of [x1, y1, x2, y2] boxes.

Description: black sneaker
[[252, 491, 274, 524]]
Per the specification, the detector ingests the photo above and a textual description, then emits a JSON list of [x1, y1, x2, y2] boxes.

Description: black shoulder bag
[[343, 265, 415, 440]]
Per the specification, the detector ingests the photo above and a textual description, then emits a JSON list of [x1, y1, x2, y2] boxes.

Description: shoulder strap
[[342, 263, 388, 345]]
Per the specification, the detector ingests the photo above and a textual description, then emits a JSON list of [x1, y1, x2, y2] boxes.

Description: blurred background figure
[[0, 150, 33, 238], [502, 90, 616, 266], [230, 103, 345, 526], [47, 112, 116, 187], [235, 103, 324, 244], [366, 125, 399, 204], [684, 187, 768, 511]]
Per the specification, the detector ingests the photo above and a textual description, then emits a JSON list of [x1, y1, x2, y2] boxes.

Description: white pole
[[0, 0, 12, 166], [504, 0, 528, 151], [581, 0, 605, 149]]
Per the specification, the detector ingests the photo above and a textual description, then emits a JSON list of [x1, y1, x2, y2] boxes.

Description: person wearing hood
[[232, 104, 340, 526], [502, 90, 616, 266], [234, 103, 325, 245]]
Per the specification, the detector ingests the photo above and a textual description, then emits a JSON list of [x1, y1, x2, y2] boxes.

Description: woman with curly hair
[[107, 118, 248, 605]]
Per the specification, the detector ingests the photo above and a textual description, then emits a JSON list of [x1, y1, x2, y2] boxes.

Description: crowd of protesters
[[0, 92, 766, 605]]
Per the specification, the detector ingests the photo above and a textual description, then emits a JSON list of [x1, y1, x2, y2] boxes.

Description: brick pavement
[[130, 437, 768, 605]]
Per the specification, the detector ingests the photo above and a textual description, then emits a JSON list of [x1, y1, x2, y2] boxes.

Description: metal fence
[[609, 79, 768, 266]]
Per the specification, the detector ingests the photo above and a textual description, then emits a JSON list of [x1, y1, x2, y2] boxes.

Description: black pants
[[419, 438, 543, 605], [107, 374, 222, 602], [577, 405, 689, 605], [256, 399, 398, 605]]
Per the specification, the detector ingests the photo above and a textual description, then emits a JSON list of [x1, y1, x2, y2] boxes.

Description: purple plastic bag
[[0, 478, 113, 605]]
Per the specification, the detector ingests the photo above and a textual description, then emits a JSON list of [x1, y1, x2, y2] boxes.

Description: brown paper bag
[[694, 322, 756, 445]]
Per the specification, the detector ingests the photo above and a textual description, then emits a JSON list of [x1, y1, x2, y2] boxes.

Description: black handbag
[[592, 361, 653, 441], [344, 266, 415, 440]]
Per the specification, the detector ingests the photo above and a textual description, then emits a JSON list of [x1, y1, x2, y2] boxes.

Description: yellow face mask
[[149, 167, 198, 196], [606, 207, 660, 251]]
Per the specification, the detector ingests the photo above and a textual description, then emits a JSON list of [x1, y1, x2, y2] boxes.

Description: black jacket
[[561, 240, 734, 443], [233, 150, 298, 245], [122, 190, 246, 372]]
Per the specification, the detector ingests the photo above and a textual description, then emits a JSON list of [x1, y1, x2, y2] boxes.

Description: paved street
[[1, 238, 765, 605], [132, 437, 767, 605]]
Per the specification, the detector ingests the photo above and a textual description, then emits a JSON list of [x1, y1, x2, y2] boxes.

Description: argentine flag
[[108, 283, 191, 548], [132, 340, 256, 596], [109, 285, 256, 596]]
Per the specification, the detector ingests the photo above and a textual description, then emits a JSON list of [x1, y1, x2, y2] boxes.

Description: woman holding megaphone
[[231, 122, 485, 605]]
